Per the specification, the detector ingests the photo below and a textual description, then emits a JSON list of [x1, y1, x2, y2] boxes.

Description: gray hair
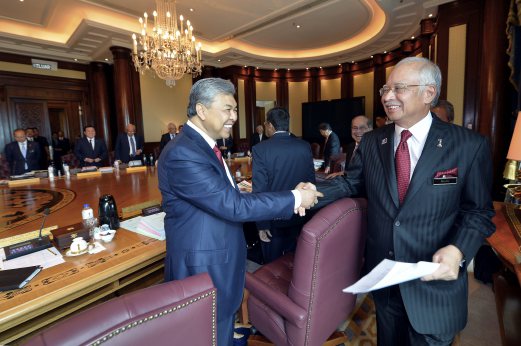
[[187, 78, 236, 117], [395, 57, 442, 106]]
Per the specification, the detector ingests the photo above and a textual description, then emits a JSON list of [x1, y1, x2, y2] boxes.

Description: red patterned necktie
[[213, 145, 224, 166], [395, 130, 412, 205]]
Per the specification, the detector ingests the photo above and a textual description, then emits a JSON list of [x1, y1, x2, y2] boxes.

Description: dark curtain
[[507, 0, 521, 108]]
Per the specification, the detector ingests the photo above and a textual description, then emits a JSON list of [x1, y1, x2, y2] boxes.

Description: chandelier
[[131, 0, 203, 87]]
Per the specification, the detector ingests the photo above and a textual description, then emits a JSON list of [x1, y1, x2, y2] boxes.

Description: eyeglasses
[[379, 83, 433, 96]]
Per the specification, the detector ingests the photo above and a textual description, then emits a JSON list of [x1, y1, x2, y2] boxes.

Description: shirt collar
[[186, 120, 216, 148], [394, 111, 432, 143]]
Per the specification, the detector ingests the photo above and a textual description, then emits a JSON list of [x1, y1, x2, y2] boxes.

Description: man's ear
[[195, 103, 206, 121], [423, 85, 436, 105]]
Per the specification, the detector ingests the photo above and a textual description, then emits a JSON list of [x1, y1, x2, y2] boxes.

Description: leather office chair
[[329, 153, 347, 173], [60, 153, 80, 169], [245, 198, 367, 346], [22, 273, 216, 346], [310, 142, 321, 159]]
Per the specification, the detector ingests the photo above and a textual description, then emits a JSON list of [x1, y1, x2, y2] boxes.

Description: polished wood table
[[0, 167, 165, 344], [488, 201, 521, 285]]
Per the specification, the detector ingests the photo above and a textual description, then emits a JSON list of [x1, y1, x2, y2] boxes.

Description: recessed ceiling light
[[256, 67, 259, 69], [383, 51, 387, 54], [319, 66, 322, 69], [370, 55, 374, 58], [104, 58, 109, 61], [274, 68, 278, 71], [296, 25, 301, 28], [351, 61, 355, 63], [190, 8, 194, 12], [306, 67, 309, 70], [244, 65, 247, 68], [74, 58, 78, 62], [287, 68, 291, 71], [411, 36, 415, 39], [217, 59, 221, 62], [428, 13, 433, 17], [338, 63, 341, 66]]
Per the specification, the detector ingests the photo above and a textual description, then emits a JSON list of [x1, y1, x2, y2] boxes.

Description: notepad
[[0, 265, 42, 291]]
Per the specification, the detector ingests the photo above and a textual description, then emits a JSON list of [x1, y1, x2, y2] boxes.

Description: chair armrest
[[245, 272, 307, 328]]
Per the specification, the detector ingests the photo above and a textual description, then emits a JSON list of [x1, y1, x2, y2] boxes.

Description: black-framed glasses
[[379, 83, 433, 96]]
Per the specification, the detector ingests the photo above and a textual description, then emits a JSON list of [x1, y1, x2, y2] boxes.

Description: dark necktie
[[213, 145, 224, 167], [395, 130, 412, 205], [130, 136, 136, 156], [89, 139, 94, 150]]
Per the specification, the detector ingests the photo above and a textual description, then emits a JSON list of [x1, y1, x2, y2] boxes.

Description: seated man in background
[[253, 107, 316, 263], [319, 122, 340, 174], [159, 122, 177, 156], [74, 125, 108, 167], [327, 115, 372, 179], [216, 136, 234, 158], [5, 128, 41, 175], [431, 99, 455, 123], [115, 123, 144, 164]]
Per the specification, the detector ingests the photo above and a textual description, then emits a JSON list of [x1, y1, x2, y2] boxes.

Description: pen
[[47, 248, 57, 256]]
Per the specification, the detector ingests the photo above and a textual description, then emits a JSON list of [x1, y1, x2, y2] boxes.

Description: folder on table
[[0, 265, 42, 291]]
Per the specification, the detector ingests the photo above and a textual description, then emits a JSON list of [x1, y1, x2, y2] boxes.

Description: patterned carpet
[[339, 294, 377, 345]]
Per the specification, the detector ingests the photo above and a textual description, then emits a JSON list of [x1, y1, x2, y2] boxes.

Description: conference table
[[0, 159, 253, 344]]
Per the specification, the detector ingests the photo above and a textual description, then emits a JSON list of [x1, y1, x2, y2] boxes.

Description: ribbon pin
[[381, 138, 388, 145]]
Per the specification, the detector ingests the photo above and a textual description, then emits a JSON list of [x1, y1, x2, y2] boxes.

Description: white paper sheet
[[120, 213, 166, 241], [343, 259, 440, 294], [1, 247, 64, 270]]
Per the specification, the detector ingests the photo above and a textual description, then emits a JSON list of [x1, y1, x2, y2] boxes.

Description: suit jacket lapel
[[403, 118, 448, 206], [377, 125, 400, 208]]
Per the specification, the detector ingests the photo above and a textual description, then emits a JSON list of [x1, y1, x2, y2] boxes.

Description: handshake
[[295, 182, 323, 216]]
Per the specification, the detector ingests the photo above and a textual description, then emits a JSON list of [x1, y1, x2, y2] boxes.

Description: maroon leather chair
[[246, 198, 367, 346], [23, 273, 216, 346]]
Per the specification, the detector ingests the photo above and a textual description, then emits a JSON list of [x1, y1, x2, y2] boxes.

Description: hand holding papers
[[343, 259, 440, 294]]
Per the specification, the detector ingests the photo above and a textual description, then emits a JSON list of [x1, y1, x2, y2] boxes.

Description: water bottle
[[81, 204, 97, 235], [149, 153, 155, 166], [48, 164, 55, 179], [63, 163, 70, 177]]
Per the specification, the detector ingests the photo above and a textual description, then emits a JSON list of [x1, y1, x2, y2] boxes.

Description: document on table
[[120, 213, 166, 241], [343, 259, 440, 294], [1, 247, 64, 270]]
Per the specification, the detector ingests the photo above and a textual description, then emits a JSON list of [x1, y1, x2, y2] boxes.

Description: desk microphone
[[4, 208, 53, 260], [38, 208, 50, 240]]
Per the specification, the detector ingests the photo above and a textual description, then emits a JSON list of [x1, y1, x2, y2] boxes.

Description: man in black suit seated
[[216, 136, 234, 158], [52, 130, 71, 173], [4, 128, 41, 175], [74, 125, 108, 167], [159, 123, 177, 156], [115, 123, 144, 164], [250, 124, 266, 147], [253, 107, 316, 263], [319, 122, 341, 174]]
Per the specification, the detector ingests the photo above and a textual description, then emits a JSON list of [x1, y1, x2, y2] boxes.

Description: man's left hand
[[136, 149, 143, 155], [421, 245, 463, 281]]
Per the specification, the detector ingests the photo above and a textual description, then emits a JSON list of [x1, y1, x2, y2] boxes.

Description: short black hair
[[83, 125, 95, 132], [266, 107, 290, 131], [319, 123, 331, 131]]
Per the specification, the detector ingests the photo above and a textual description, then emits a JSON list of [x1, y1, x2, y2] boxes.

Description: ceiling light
[[351, 61, 355, 63], [319, 66, 322, 69], [428, 13, 433, 18], [411, 36, 415, 39], [338, 63, 341, 66], [383, 51, 387, 54], [217, 59, 221, 62], [306, 67, 309, 70], [190, 8, 194, 12], [296, 25, 301, 28], [74, 58, 78, 62], [287, 68, 291, 71], [370, 55, 374, 58], [131, 0, 203, 87], [274, 68, 278, 71], [244, 65, 247, 68], [105, 58, 109, 61]]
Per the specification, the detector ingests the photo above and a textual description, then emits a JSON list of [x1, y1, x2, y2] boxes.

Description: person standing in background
[[319, 122, 340, 174], [253, 107, 316, 263], [159, 123, 177, 156], [74, 125, 108, 167], [114, 123, 144, 164]]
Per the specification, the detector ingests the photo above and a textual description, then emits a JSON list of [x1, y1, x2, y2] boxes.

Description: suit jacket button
[[394, 221, 400, 227]]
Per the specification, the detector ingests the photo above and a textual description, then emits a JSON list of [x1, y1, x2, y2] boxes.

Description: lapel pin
[[381, 138, 388, 145], [437, 139, 443, 148]]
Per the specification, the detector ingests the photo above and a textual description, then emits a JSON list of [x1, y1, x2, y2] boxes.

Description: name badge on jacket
[[433, 167, 458, 185]]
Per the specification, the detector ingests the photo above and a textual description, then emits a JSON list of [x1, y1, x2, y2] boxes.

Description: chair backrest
[[288, 197, 367, 346], [23, 273, 216, 346], [329, 153, 347, 173], [310, 142, 321, 159], [61, 153, 80, 169], [0, 155, 10, 178]]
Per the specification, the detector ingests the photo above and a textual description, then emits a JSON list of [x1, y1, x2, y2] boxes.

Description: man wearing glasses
[[316, 57, 495, 345]]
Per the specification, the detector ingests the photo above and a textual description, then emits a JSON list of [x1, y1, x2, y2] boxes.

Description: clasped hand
[[295, 182, 323, 216]]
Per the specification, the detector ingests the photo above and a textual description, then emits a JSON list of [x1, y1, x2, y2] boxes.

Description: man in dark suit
[[74, 125, 108, 167], [319, 122, 340, 174], [216, 136, 234, 158], [345, 115, 372, 167], [250, 124, 266, 147], [159, 122, 177, 156], [52, 130, 71, 173], [253, 107, 316, 263], [316, 57, 495, 345], [114, 123, 144, 164], [158, 78, 322, 346], [4, 128, 41, 175]]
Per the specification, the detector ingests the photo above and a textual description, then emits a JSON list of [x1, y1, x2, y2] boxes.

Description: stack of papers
[[120, 212, 166, 241], [343, 259, 440, 294], [1, 247, 64, 270]]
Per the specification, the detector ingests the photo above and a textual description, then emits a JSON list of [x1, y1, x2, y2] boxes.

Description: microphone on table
[[4, 208, 53, 260], [38, 208, 50, 240]]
